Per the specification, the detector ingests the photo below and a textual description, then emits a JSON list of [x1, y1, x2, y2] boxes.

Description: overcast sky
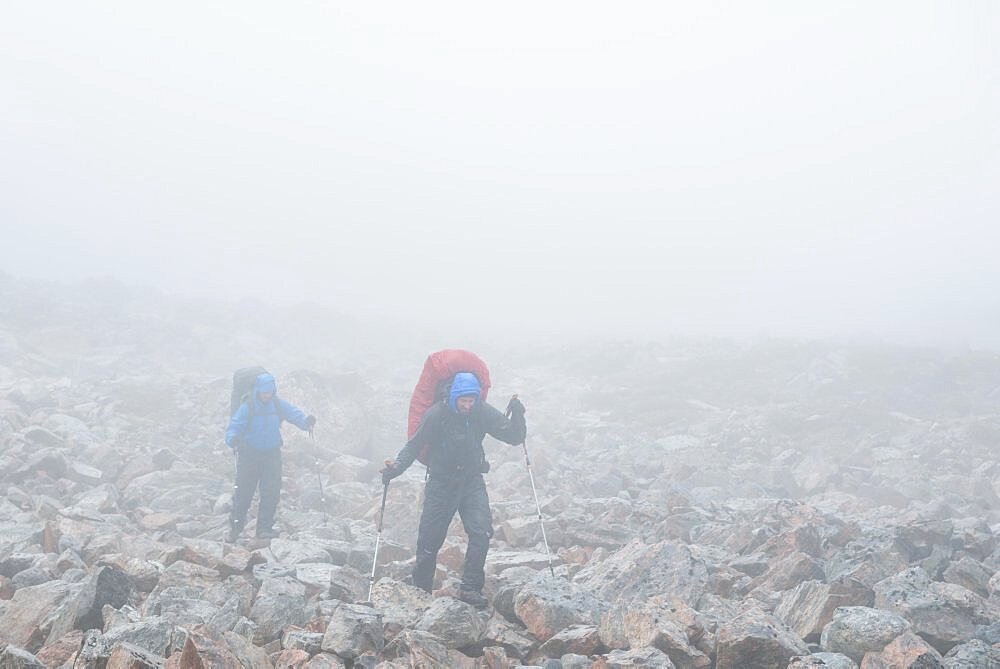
[[2, 2, 998, 346]]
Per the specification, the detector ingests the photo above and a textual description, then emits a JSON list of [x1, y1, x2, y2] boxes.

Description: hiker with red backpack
[[380, 367, 526, 609], [225, 371, 316, 542]]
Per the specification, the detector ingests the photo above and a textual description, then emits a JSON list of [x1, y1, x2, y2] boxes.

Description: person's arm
[[278, 398, 314, 431], [384, 405, 441, 479], [482, 401, 526, 445], [225, 404, 249, 447]]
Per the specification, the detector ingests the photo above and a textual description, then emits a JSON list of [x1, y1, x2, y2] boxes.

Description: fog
[[2, 2, 998, 347]]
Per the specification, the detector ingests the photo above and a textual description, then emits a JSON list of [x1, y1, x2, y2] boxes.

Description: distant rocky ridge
[[1, 275, 999, 668]]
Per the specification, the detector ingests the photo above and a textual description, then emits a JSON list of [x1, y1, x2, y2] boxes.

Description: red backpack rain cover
[[407, 350, 491, 464]]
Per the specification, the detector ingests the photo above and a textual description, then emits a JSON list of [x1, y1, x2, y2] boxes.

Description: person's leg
[[412, 476, 460, 592], [457, 475, 493, 596], [256, 448, 283, 536], [229, 447, 262, 540]]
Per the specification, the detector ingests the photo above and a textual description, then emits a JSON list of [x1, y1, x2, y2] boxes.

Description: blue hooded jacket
[[225, 373, 310, 450], [448, 372, 481, 412]]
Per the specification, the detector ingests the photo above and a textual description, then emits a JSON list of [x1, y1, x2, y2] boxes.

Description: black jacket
[[393, 401, 526, 477]]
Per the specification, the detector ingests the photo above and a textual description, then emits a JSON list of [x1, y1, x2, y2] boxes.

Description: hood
[[254, 373, 277, 400], [448, 372, 481, 411]]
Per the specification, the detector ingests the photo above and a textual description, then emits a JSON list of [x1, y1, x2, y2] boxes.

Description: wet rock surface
[[1, 278, 1000, 667]]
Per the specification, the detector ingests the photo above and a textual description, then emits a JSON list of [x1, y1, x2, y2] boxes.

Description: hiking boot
[[255, 528, 279, 540], [457, 589, 489, 609]]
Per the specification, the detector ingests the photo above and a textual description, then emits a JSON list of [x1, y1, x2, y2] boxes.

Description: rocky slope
[[0, 275, 998, 668]]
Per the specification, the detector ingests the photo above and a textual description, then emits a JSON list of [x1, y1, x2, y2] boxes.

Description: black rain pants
[[412, 473, 493, 594]]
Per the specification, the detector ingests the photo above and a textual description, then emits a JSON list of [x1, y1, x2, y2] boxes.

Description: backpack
[[407, 350, 491, 465]]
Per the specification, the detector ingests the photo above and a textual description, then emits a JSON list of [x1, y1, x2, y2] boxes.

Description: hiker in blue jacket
[[225, 373, 315, 542]]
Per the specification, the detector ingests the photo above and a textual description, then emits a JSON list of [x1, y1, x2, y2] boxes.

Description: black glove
[[507, 397, 526, 418], [381, 463, 399, 486], [305, 415, 317, 430]]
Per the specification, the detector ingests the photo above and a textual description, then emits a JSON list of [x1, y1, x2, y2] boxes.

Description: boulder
[[45, 564, 133, 643], [0, 645, 45, 669], [774, 577, 873, 643], [414, 597, 487, 649], [715, 603, 809, 669], [75, 621, 175, 667], [0, 580, 78, 651], [381, 630, 453, 667], [281, 627, 323, 655], [941, 556, 992, 598], [514, 575, 607, 642], [621, 601, 710, 669], [369, 578, 433, 638], [319, 602, 383, 660], [859, 631, 943, 668], [538, 624, 602, 658], [873, 567, 997, 653], [819, 607, 911, 663], [34, 630, 83, 668], [942, 638, 1000, 668], [248, 577, 309, 645], [593, 646, 676, 668], [573, 540, 708, 606], [105, 642, 167, 669]]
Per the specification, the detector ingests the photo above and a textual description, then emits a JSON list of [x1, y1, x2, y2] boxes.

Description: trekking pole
[[506, 395, 555, 578], [310, 430, 328, 526], [368, 482, 389, 602]]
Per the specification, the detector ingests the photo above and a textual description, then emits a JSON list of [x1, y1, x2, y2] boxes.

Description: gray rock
[[0, 645, 46, 668], [811, 653, 858, 669], [11, 567, 54, 590], [715, 603, 809, 669], [281, 627, 324, 654], [46, 564, 133, 643], [484, 613, 537, 661], [369, 578, 433, 639], [774, 578, 873, 643], [0, 555, 41, 579], [223, 629, 273, 669], [560, 653, 595, 669], [873, 567, 997, 653], [381, 629, 452, 667], [861, 630, 943, 668], [320, 602, 383, 659], [414, 596, 487, 649], [326, 565, 367, 603], [538, 624, 602, 659], [574, 540, 708, 607], [942, 639, 1000, 668], [302, 653, 347, 668], [270, 538, 333, 566], [596, 646, 676, 668], [75, 620, 174, 666], [104, 642, 166, 668], [514, 574, 607, 642], [248, 576, 309, 645], [621, 601, 710, 669], [819, 606, 911, 663], [0, 580, 78, 651], [941, 555, 992, 598]]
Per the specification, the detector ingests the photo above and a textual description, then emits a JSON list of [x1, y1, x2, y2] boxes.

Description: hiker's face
[[257, 391, 274, 403], [456, 396, 476, 414]]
